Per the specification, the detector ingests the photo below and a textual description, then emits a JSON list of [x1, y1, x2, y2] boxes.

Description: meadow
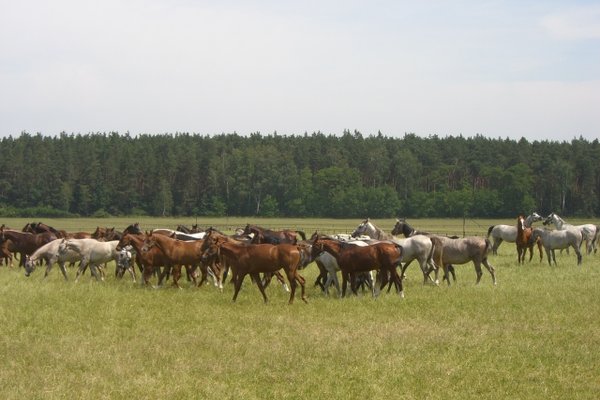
[[1, 217, 599, 399]]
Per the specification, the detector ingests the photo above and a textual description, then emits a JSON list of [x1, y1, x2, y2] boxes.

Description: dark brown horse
[[311, 237, 404, 298], [201, 237, 306, 304], [516, 214, 540, 264], [22, 222, 67, 238], [0, 228, 58, 267], [243, 224, 306, 245]]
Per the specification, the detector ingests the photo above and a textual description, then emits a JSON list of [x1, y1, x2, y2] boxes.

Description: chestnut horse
[[201, 238, 306, 304], [142, 232, 216, 289], [116, 232, 173, 286], [311, 237, 404, 298]]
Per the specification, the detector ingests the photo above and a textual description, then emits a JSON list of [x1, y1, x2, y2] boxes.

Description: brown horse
[[116, 232, 173, 286], [311, 237, 404, 298], [516, 215, 543, 264], [243, 224, 306, 245], [201, 237, 306, 304], [0, 228, 58, 267], [143, 232, 215, 289]]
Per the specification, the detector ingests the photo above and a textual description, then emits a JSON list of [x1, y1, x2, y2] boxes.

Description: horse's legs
[[251, 272, 269, 303], [473, 261, 483, 284], [295, 272, 307, 303], [75, 259, 89, 282], [58, 261, 68, 281], [492, 238, 502, 255], [341, 271, 348, 298], [285, 268, 298, 304], [89, 264, 102, 281], [232, 272, 247, 302], [573, 244, 583, 265], [481, 258, 496, 285], [171, 264, 182, 288]]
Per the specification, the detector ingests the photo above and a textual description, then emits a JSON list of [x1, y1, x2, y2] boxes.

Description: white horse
[[24, 238, 81, 280], [543, 213, 597, 255], [531, 227, 582, 266], [58, 238, 119, 282], [486, 212, 543, 254]]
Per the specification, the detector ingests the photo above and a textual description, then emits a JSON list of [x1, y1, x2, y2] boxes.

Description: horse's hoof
[[399, 291, 405, 298]]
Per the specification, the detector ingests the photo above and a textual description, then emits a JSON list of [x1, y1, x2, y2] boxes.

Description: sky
[[1, 0, 599, 142]]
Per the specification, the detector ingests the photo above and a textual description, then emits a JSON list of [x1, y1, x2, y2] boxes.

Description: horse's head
[[543, 213, 556, 226], [57, 239, 71, 255], [200, 238, 223, 264], [351, 219, 370, 238], [24, 255, 37, 277], [92, 227, 106, 240]]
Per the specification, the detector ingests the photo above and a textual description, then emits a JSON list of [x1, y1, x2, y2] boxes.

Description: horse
[[176, 224, 203, 234], [0, 228, 58, 267], [427, 235, 496, 286], [142, 232, 216, 289], [115, 246, 136, 282], [531, 227, 583, 266], [543, 213, 597, 255], [116, 232, 173, 286], [58, 238, 120, 282], [353, 219, 440, 285], [516, 214, 535, 264], [22, 222, 67, 238], [200, 237, 306, 304], [243, 224, 306, 245], [311, 236, 404, 298], [486, 212, 544, 255], [391, 218, 431, 237], [24, 239, 81, 280]]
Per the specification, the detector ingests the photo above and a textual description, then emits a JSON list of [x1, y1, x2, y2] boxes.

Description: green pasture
[[1, 217, 599, 399]]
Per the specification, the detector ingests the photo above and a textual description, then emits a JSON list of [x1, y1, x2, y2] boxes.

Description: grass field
[[1, 218, 599, 399]]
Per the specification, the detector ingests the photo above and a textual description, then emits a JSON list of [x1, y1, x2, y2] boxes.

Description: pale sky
[[1, 0, 599, 141]]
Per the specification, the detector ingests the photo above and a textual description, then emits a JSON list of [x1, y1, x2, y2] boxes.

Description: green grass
[[1, 218, 599, 399]]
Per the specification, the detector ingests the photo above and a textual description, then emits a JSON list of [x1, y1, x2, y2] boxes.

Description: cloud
[[541, 5, 600, 40]]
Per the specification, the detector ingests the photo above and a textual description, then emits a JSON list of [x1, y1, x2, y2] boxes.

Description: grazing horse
[[531, 227, 583, 266], [201, 238, 306, 304], [58, 239, 120, 282], [486, 212, 544, 255], [243, 224, 306, 244], [0, 228, 57, 267], [311, 237, 404, 298], [24, 239, 80, 280], [543, 213, 598, 255]]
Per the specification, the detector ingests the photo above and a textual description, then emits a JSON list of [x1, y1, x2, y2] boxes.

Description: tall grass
[[1, 218, 599, 399]]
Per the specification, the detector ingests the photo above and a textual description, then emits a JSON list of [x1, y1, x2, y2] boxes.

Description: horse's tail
[[393, 243, 403, 266], [484, 238, 492, 255], [486, 225, 494, 238], [296, 230, 306, 241]]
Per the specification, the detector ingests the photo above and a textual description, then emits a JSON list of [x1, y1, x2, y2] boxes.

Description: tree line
[[0, 131, 598, 218]]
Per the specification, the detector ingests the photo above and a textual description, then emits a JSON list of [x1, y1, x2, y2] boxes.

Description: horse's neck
[[524, 215, 535, 227]]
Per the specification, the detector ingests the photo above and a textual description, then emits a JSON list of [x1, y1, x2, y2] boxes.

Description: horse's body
[[429, 235, 496, 285], [176, 224, 203, 234], [486, 212, 543, 255], [543, 213, 597, 255], [243, 224, 306, 245], [201, 239, 306, 304], [24, 239, 80, 280], [311, 237, 404, 298], [22, 222, 67, 238], [58, 239, 119, 281], [531, 227, 583, 266]]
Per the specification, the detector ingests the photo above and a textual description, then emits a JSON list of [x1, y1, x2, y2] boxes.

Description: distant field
[[1, 217, 599, 399]]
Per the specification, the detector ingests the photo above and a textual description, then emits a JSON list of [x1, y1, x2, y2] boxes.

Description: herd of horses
[[0, 212, 596, 304]]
